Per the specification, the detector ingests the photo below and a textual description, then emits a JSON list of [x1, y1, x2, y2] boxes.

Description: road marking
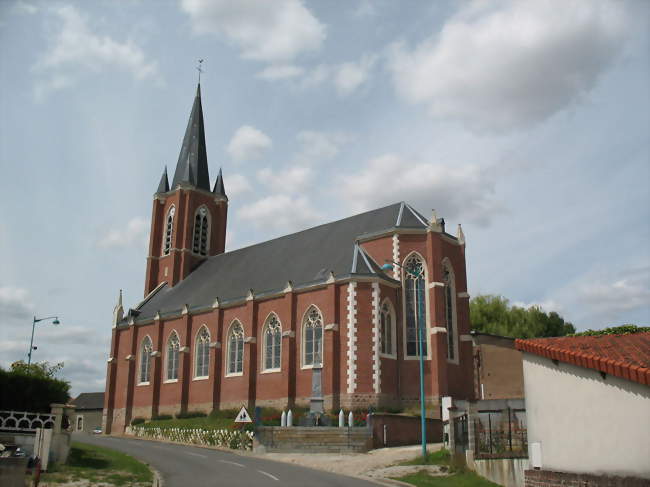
[[257, 470, 279, 481], [185, 452, 207, 458], [219, 460, 245, 468]]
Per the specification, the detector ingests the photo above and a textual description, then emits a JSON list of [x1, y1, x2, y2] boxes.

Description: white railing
[[0, 410, 56, 432]]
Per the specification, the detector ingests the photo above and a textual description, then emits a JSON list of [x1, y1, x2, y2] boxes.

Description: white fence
[[126, 426, 254, 450], [0, 410, 56, 432]]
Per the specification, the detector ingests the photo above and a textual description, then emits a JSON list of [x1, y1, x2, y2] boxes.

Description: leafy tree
[[0, 360, 70, 412], [470, 295, 575, 338]]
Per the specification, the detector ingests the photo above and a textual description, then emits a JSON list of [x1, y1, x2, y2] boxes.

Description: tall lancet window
[[139, 336, 152, 384], [404, 254, 427, 357], [443, 262, 457, 361], [380, 300, 395, 356], [192, 206, 210, 256], [166, 331, 180, 381], [263, 314, 281, 371], [303, 306, 323, 367], [195, 326, 210, 378], [227, 321, 244, 375], [163, 206, 175, 256]]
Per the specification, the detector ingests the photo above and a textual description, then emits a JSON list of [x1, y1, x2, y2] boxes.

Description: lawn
[[395, 449, 500, 487], [139, 415, 233, 430], [39, 441, 152, 487]]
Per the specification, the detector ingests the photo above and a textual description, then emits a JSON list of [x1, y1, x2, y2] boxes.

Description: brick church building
[[102, 84, 474, 434]]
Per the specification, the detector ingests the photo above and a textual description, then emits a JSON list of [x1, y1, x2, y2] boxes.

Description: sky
[[0, 0, 648, 397]]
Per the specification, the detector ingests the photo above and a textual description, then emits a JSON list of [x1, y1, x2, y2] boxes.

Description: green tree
[[0, 361, 70, 412], [470, 295, 575, 338]]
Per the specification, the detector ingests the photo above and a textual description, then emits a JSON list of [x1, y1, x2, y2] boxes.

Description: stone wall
[[255, 426, 372, 453], [524, 469, 650, 487]]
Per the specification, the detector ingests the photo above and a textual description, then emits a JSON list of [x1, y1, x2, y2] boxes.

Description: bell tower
[[144, 84, 228, 296]]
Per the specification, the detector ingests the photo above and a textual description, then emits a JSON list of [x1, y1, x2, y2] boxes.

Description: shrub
[[176, 410, 207, 419], [152, 414, 173, 421], [131, 417, 145, 426], [209, 408, 239, 420], [0, 362, 70, 412]]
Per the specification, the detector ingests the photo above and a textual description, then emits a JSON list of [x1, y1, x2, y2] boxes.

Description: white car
[[92, 428, 102, 435]]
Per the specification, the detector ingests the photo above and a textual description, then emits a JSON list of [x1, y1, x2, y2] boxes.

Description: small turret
[[156, 167, 169, 194], [457, 224, 465, 246], [213, 168, 227, 199], [112, 289, 124, 327]]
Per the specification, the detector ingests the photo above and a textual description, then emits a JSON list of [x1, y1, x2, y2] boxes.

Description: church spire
[[213, 168, 227, 198], [171, 84, 210, 191], [156, 166, 169, 194]]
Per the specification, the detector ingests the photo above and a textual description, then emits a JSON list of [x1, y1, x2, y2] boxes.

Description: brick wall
[[370, 413, 443, 448], [524, 469, 649, 487]]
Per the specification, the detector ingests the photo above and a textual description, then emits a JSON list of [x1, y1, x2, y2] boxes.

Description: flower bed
[[126, 425, 254, 450]]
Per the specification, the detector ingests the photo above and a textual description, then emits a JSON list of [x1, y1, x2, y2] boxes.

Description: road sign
[[235, 406, 252, 423]]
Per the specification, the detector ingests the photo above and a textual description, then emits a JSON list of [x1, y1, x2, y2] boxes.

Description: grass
[[395, 471, 501, 487], [401, 448, 452, 466], [40, 441, 152, 486], [139, 415, 233, 430], [395, 448, 500, 487]]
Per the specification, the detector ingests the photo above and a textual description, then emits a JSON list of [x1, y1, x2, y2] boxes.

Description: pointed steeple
[[156, 166, 169, 194], [112, 289, 124, 327], [213, 168, 227, 198], [171, 84, 210, 191]]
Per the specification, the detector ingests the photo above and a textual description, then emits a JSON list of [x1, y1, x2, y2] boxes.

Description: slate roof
[[132, 202, 435, 322], [515, 332, 650, 386], [170, 84, 211, 191], [72, 392, 104, 410]]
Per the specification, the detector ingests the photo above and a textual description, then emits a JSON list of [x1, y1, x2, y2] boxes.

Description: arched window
[[139, 336, 152, 384], [163, 206, 175, 256], [263, 314, 281, 371], [166, 331, 180, 381], [195, 326, 210, 378], [227, 321, 244, 375], [442, 261, 457, 361], [380, 300, 395, 356], [303, 306, 323, 367], [404, 254, 427, 357], [192, 206, 210, 256]]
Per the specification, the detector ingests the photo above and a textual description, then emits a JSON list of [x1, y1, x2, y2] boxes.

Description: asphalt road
[[73, 433, 381, 487]]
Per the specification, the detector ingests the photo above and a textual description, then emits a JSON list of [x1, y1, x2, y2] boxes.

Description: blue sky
[[1, 0, 648, 396]]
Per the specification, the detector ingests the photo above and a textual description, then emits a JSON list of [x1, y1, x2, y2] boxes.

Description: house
[[515, 332, 650, 485], [471, 331, 524, 400], [102, 83, 475, 434], [71, 392, 104, 433]]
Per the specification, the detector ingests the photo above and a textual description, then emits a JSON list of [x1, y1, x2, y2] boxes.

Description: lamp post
[[28, 315, 60, 366], [381, 260, 427, 459]]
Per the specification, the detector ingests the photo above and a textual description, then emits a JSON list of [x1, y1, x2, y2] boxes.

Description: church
[[102, 84, 474, 434]]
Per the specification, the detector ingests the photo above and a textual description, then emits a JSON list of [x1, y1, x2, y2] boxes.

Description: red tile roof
[[515, 332, 650, 386]]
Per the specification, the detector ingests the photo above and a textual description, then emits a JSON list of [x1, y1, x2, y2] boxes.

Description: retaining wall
[[369, 414, 443, 448], [255, 426, 372, 453]]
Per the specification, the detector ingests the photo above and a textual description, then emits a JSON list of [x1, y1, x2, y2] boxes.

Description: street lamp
[[28, 315, 61, 366], [381, 260, 427, 459]]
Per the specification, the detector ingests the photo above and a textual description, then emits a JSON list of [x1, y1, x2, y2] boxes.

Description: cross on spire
[[196, 59, 204, 84]]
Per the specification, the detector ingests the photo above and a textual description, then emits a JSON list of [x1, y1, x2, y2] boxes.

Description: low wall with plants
[[126, 425, 254, 450]]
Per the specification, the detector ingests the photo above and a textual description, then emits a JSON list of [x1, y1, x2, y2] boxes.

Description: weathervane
[[196, 59, 204, 83]]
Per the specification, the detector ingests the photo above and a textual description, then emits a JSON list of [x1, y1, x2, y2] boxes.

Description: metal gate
[[453, 414, 468, 453]]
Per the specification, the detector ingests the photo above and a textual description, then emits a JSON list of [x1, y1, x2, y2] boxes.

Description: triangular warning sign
[[234, 406, 252, 423]]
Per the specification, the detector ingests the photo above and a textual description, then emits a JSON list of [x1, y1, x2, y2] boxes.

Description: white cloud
[[238, 194, 321, 231], [226, 173, 253, 197], [387, 0, 628, 132], [512, 299, 562, 314], [180, 0, 326, 63], [296, 130, 351, 162], [257, 64, 305, 80], [34, 5, 160, 98], [298, 54, 376, 95], [576, 266, 650, 315], [97, 217, 149, 249], [227, 125, 273, 162], [340, 154, 502, 226], [257, 166, 312, 189], [333, 54, 377, 95], [0, 286, 33, 321]]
